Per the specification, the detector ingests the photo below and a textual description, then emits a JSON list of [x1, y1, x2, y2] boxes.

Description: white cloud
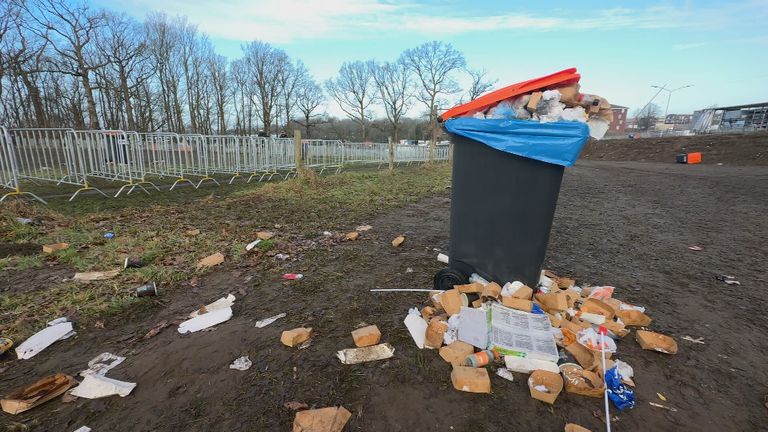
[[114, 0, 761, 43], [672, 42, 711, 51]]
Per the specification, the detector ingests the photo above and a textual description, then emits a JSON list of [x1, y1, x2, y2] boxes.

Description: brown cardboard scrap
[[281, 327, 313, 347], [439, 341, 475, 366], [351, 325, 381, 347], [528, 370, 563, 404], [197, 252, 225, 269], [636, 330, 678, 354], [1, 373, 76, 415], [451, 366, 491, 393], [42, 243, 69, 254], [293, 406, 351, 432]]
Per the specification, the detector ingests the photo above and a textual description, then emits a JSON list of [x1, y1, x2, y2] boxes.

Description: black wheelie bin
[[434, 117, 590, 289]]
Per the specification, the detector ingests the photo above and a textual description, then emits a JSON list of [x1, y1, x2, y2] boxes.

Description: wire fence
[[1, 127, 449, 203]]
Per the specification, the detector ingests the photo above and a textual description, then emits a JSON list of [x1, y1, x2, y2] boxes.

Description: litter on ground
[[255, 312, 287, 328], [15, 318, 75, 360], [70, 375, 136, 399], [336, 343, 395, 364], [73, 270, 120, 282], [79, 352, 125, 377], [229, 356, 252, 371], [1, 374, 76, 415]]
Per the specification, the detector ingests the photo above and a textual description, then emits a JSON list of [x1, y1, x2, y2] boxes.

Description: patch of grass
[[256, 239, 275, 252], [15, 254, 44, 270], [0, 163, 452, 340], [4, 220, 40, 242]]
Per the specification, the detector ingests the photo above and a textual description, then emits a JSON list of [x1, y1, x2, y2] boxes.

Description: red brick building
[[608, 105, 629, 134]]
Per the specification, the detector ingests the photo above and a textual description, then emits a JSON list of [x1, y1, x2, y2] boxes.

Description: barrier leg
[[196, 176, 220, 188], [1, 190, 48, 205], [228, 173, 242, 185], [69, 185, 109, 201], [169, 177, 196, 191]]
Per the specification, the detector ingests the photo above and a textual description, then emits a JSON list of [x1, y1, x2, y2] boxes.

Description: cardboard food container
[[565, 342, 600, 371], [501, 296, 533, 312], [617, 309, 652, 327], [535, 292, 569, 313], [580, 298, 616, 319], [561, 364, 605, 398], [636, 330, 678, 354], [527, 370, 563, 404], [1, 373, 76, 415], [481, 282, 502, 300]]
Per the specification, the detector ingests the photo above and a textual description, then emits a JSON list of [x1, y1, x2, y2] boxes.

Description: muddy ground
[[582, 132, 768, 166], [2, 160, 768, 431]]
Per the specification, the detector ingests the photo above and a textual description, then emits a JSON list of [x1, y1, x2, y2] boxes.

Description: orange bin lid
[[440, 68, 581, 121]]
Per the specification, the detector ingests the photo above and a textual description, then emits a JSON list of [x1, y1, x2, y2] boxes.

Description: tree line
[[0, 0, 496, 143]]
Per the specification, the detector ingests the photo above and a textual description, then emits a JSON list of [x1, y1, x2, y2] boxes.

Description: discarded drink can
[[282, 273, 304, 280], [464, 349, 498, 368], [0, 337, 13, 355], [136, 282, 158, 297], [124, 256, 144, 269]]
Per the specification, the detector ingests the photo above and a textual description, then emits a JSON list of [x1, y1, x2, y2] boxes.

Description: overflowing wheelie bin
[[434, 68, 591, 289]]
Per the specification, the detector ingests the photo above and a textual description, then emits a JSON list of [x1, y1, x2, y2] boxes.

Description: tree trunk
[[81, 70, 101, 129], [18, 71, 47, 127], [429, 104, 436, 163], [293, 129, 303, 178], [388, 136, 394, 171], [119, 66, 136, 131]]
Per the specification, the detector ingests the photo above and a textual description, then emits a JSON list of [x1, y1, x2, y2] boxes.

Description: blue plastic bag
[[444, 118, 589, 167], [605, 366, 636, 411]]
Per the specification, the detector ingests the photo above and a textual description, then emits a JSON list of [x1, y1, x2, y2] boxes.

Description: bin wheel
[[433, 267, 469, 291]]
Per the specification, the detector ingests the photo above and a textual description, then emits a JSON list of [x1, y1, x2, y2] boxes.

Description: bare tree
[[208, 53, 228, 133], [633, 103, 662, 131], [325, 61, 374, 142], [400, 41, 465, 160], [370, 59, 411, 143], [96, 12, 152, 130], [277, 60, 308, 135], [466, 68, 496, 101], [145, 13, 184, 132], [0, 3, 49, 126], [242, 40, 288, 135], [22, 0, 108, 129], [295, 78, 325, 138]]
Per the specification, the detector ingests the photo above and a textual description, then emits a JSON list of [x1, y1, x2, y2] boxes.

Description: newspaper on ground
[[489, 302, 559, 362]]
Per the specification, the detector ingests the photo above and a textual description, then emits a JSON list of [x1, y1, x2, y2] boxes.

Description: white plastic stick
[[601, 330, 611, 432], [369, 289, 439, 292]]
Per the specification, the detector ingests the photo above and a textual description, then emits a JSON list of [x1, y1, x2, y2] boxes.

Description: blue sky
[[93, 0, 768, 117]]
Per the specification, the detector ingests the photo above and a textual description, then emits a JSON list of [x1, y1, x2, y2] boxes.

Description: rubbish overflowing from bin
[[401, 262, 676, 418], [440, 67, 613, 139]]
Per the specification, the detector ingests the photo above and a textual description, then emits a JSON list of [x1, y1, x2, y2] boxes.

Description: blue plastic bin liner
[[444, 118, 589, 167]]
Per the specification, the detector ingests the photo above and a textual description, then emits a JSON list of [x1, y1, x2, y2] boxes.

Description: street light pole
[[650, 84, 693, 137], [651, 84, 694, 120]]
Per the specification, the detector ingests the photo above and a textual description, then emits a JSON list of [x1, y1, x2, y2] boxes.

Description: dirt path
[[2, 160, 767, 431]]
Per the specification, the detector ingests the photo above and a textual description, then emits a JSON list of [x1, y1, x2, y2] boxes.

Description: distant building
[[692, 102, 768, 133], [664, 114, 692, 125], [608, 105, 629, 134]]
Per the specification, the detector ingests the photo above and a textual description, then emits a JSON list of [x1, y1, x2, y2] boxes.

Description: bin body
[[447, 134, 566, 287]]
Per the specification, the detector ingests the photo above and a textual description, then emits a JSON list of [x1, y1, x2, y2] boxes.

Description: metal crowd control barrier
[[69, 130, 159, 200], [180, 134, 220, 188], [140, 132, 201, 190], [1, 126, 47, 204], [341, 143, 387, 167], [303, 139, 344, 174], [8, 128, 81, 187], [242, 136, 276, 182], [2, 129, 452, 205], [204, 135, 247, 184]]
